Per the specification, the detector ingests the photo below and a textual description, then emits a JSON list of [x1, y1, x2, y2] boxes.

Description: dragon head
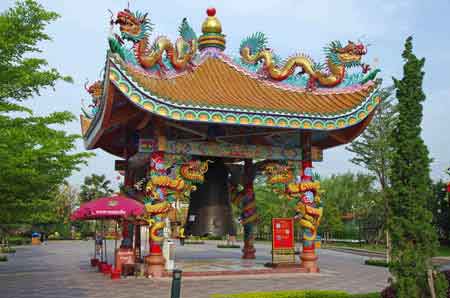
[[327, 40, 367, 67], [263, 163, 294, 185], [180, 160, 210, 184], [114, 9, 152, 42], [84, 80, 103, 100]]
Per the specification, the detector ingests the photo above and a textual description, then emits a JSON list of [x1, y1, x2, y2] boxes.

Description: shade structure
[[70, 195, 144, 221]]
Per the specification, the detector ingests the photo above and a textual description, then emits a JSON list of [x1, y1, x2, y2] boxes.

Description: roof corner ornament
[[81, 80, 103, 119], [107, 8, 198, 76]]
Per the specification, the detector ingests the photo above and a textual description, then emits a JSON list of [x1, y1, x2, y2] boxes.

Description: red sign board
[[272, 218, 294, 250], [115, 248, 135, 270]]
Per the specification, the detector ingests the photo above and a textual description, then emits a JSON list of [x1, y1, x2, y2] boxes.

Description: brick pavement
[[0, 241, 389, 298]]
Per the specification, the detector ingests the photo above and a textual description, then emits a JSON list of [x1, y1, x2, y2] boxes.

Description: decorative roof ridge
[[110, 52, 376, 98], [217, 52, 377, 95], [109, 59, 382, 122]]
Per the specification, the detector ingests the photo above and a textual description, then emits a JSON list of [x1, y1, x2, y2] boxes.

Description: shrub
[[365, 259, 389, 267], [217, 245, 240, 249], [1, 247, 16, 253], [8, 236, 31, 246], [0, 255, 7, 262], [212, 290, 357, 298], [433, 271, 448, 298]]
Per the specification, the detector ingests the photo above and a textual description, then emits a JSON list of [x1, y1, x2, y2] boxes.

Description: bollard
[[170, 269, 182, 298]]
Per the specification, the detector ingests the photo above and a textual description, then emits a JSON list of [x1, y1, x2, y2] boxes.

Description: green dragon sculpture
[[240, 32, 380, 90], [108, 8, 197, 73]]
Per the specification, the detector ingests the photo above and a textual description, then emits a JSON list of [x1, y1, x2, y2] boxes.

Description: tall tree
[[346, 87, 396, 259], [79, 174, 114, 203], [388, 36, 438, 298], [0, 0, 92, 226]]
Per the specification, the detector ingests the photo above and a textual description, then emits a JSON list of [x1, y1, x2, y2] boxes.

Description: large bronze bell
[[185, 158, 236, 237]]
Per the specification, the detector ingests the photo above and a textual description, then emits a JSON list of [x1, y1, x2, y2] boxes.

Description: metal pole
[[104, 221, 108, 264], [100, 220, 104, 262], [114, 221, 118, 268], [94, 220, 97, 258], [170, 269, 182, 298]]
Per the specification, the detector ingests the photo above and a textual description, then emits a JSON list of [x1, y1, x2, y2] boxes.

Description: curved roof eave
[[108, 55, 382, 132]]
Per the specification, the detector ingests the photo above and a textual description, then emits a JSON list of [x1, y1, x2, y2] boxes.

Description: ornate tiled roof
[[108, 51, 381, 130], [80, 7, 384, 156]]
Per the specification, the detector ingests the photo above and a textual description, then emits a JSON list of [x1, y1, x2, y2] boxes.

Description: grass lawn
[[437, 245, 450, 257], [322, 242, 450, 257], [321, 242, 385, 253]]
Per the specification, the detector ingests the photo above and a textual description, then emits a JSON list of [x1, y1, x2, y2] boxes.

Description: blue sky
[[2, 0, 450, 189]]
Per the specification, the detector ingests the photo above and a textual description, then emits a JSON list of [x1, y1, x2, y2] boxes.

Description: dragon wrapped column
[[231, 160, 257, 259], [143, 151, 171, 277], [297, 132, 321, 273], [142, 152, 209, 276]]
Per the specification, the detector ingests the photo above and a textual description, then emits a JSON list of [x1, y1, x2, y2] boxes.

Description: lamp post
[[171, 269, 182, 298]]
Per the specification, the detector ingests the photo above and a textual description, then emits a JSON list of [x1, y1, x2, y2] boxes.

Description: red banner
[[272, 218, 294, 250]]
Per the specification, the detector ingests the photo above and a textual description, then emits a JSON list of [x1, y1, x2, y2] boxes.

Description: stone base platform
[[161, 258, 312, 277]]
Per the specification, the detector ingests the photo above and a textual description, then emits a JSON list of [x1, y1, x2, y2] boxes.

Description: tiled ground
[[0, 240, 390, 298]]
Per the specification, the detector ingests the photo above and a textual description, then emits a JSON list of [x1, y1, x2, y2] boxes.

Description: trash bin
[[31, 232, 41, 245]]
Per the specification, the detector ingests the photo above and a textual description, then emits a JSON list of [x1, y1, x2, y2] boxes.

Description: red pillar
[[299, 131, 320, 272]]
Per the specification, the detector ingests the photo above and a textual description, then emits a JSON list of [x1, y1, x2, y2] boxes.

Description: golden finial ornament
[[202, 7, 222, 34], [198, 8, 226, 51]]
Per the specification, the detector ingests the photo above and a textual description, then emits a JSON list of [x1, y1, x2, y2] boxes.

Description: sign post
[[270, 218, 296, 267]]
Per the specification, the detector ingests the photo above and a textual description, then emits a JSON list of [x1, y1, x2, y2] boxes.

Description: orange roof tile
[[114, 56, 379, 116]]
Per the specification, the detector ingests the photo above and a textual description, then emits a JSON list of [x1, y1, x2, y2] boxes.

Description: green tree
[[346, 87, 396, 259], [388, 36, 439, 298], [428, 181, 450, 242], [320, 199, 343, 242], [346, 87, 396, 191], [55, 182, 79, 223], [79, 174, 114, 203], [0, 0, 91, 226], [320, 173, 381, 241]]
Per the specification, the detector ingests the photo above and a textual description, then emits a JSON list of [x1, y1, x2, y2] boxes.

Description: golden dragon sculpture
[[109, 8, 197, 74], [263, 163, 323, 241], [143, 153, 210, 242], [240, 32, 379, 90]]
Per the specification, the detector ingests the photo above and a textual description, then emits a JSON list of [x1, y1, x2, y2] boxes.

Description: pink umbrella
[[70, 195, 145, 268], [70, 195, 144, 221]]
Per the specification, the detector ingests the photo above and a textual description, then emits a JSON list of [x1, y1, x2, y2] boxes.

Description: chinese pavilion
[[80, 7, 381, 275]]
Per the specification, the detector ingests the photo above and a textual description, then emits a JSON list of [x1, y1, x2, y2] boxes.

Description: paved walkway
[[0, 240, 389, 298]]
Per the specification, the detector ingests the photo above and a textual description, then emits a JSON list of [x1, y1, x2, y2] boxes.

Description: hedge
[[0, 247, 16, 253], [364, 259, 389, 267], [217, 245, 241, 249], [8, 237, 31, 246], [211, 290, 380, 298], [0, 255, 7, 262]]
